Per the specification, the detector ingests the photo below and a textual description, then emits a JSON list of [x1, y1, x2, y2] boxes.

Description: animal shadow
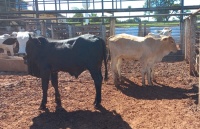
[[116, 76, 198, 101], [30, 106, 132, 129]]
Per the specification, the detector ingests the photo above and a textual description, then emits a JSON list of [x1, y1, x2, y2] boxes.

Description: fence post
[[101, 24, 106, 41], [185, 19, 190, 63], [189, 15, 197, 75], [138, 22, 142, 36], [40, 20, 46, 37], [51, 24, 54, 39], [25, 22, 29, 31], [109, 17, 115, 36], [180, 21, 185, 55], [68, 25, 73, 38], [143, 23, 147, 36]]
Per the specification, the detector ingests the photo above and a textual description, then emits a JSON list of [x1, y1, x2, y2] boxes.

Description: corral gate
[[41, 22, 106, 41], [183, 9, 200, 103]]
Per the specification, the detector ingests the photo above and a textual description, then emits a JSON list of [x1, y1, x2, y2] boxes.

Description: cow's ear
[[162, 37, 168, 41]]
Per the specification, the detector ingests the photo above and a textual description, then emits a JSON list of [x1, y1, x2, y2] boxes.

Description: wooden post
[[101, 24, 106, 41], [143, 23, 146, 36], [180, 21, 185, 55], [109, 17, 115, 36], [51, 24, 54, 39], [40, 20, 46, 37], [138, 22, 142, 36], [198, 22, 200, 105], [185, 19, 190, 63], [189, 15, 197, 76], [68, 25, 73, 38], [25, 22, 29, 31]]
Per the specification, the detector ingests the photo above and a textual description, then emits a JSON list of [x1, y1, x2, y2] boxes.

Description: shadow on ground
[[30, 106, 132, 129], [115, 76, 198, 101]]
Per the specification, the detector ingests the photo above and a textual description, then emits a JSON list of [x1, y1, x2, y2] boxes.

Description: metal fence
[[183, 9, 200, 76], [183, 9, 200, 104]]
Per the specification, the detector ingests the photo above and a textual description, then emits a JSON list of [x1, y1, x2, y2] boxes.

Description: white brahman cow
[[148, 27, 172, 38], [108, 33, 178, 86], [0, 34, 17, 56], [11, 31, 35, 54]]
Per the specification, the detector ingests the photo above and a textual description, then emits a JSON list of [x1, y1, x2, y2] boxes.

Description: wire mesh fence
[[183, 9, 200, 76], [183, 9, 200, 104]]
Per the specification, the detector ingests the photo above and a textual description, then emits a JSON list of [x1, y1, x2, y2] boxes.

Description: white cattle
[[11, 31, 35, 54], [0, 34, 17, 56], [108, 33, 178, 86], [148, 27, 172, 38]]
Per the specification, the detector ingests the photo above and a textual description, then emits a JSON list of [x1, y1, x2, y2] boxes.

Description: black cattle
[[24, 34, 108, 110]]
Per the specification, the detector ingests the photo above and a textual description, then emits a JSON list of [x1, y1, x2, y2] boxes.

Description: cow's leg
[[150, 66, 156, 82], [8, 46, 14, 56], [40, 71, 50, 110], [141, 69, 146, 86], [111, 58, 119, 86], [116, 58, 123, 83], [51, 72, 62, 109], [89, 68, 103, 108], [141, 63, 147, 86], [147, 67, 153, 86], [3, 49, 7, 55]]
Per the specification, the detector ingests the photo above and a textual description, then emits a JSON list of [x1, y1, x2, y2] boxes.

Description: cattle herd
[[0, 28, 177, 109]]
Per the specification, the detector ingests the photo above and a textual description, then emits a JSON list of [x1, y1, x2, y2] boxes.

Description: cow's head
[[11, 31, 36, 55], [160, 27, 172, 36], [11, 32, 18, 38], [161, 36, 177, 53], [23, 34, 43, 78]]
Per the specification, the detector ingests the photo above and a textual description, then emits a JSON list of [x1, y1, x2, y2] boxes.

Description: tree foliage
[[68, 7, 84, 22], [89, 13, 101, 22], [70, 13, 84, 22], [144, 0, 181, 21]]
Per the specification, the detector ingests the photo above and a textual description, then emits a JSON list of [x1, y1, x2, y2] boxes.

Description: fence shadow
[[30, 106, 132, 129], [115, 76, 198, 101]]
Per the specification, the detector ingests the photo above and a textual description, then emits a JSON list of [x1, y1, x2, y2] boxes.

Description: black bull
[[24, 34, 108, 110]]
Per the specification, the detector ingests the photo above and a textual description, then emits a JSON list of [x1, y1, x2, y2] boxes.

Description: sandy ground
[[0, 60, 200, 129]]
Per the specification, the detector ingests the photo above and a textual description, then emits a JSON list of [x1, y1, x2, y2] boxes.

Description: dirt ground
[[0, 60, 200, 129]]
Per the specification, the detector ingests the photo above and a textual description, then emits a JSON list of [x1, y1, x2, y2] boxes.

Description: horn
[[29, 34, 32, 39]]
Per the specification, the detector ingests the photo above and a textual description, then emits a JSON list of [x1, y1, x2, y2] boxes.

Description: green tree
[[124, 17, 141, 23], [89, 13, 101, 22], [144, 0, 180, 21], [68, 7, 84, 22], [72, 13, 84, 22]]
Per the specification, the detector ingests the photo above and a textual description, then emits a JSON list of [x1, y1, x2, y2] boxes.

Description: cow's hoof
[[114, 80, 120, 87], [39, 105, 48, 111], [142, 84, 146, 87], [55, 106, 65, 112], [56, 105, 63, 110], [94, 103, 101, 109], [148, 83, 153, 86]]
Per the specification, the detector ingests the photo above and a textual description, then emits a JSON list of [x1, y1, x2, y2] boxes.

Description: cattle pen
[[183, 9, 200, 102], [1, 0, 200, 129]]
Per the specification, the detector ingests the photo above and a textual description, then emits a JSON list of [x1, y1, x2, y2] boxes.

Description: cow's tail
[[101, 38, 108, 81], [106, 35, 115, 62]]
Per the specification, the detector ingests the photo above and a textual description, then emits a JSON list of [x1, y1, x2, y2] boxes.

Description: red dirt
[[0, 60, 200, 129]]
